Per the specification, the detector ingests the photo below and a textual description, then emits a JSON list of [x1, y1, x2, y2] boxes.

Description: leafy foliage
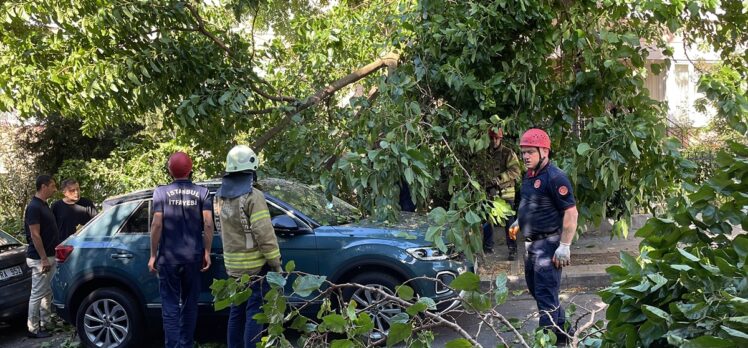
[[0, 121, 36, 238], [0, 0, 697, 257], [209, 271, 551, 347], [601, 1, 748, 346], [14, 113, 142, 175], [2, 0, 747, 344]]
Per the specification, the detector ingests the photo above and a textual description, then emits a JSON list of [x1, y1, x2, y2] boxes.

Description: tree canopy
[[2, 0, 748, 346], [1, 0, 745, 255]]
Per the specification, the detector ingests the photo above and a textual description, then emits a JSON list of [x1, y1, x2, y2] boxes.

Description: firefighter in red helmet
[[516, 128, 578, 345]]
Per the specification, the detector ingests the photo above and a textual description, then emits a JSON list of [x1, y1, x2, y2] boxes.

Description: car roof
[[102, 179, 222, 208], [100, 178, 309, 212]]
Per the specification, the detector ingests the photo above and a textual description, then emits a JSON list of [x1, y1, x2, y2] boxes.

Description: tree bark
[[252, 52, 399, 151]]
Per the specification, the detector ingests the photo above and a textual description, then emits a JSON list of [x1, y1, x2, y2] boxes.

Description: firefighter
[[215, 145, 282, 348], [149, 152, 214, 348], [479, 128, 521, 259], [516, 128, 578, 345]]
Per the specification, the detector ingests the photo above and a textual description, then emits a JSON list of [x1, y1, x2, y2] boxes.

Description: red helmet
[[488, 128, 504, 139], [167, 152, 193, 178], [520, 128, 551, 149]]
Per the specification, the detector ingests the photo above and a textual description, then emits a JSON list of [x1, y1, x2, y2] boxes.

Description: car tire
[[75, 287, 143, 348], [343, 272, 403, 340]]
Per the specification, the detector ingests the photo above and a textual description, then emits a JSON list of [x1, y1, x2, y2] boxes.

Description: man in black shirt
[[24, 175, 59, 339], [52, 179, 98, 241]]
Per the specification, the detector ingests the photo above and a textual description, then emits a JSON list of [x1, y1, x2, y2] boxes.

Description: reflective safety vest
[[216, 189, 281, 277], [478, 145, 521, 201]]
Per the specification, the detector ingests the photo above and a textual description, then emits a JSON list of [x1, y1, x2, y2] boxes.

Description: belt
[[526, 231, 560, 242]]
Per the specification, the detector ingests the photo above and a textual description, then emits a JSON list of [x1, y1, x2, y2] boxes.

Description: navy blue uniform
[[518, 163, 575, 333], [152, 179, 212, 348]]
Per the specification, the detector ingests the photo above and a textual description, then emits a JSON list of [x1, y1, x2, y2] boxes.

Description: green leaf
[[396, 285, 414, 301], [417, 297, 436, 310], [671, 264, 693, 271], [331, 339, 355, 348], [450, 272, 480, 291], [406, 297, 436, 316], [266, 272, 286, 288], [126, 71, 140, 85], [630, 141, 641, 159], [404, 167, 415, 185], [577, 143, 591, 155], [727, 316, 748, 326], [232, 288, 251, 306], [406, 301, 428, 316], [290, 314, 309, 331], [139, 65, 151, 78], [463, 290, 492, 312], [353, 312, 374, 334], [346, 300, 357, 320], [465, 211, 481, 224], [620, 251, 641, 274], [494, 273, 508, 305], [285, 260, 296, 273], [642, 305, 672, 324], [426, 226, 441, 242], [292, 274, 326, 297], [394, 231, 417, 240], [681, 336, 734, 348], [721, 325, 748, 341], [646, 273, 668, 292], [386, 322, 412, 347], [218, 91, 232, 105], [214, 297, 232, 311], [445, 338, 473, 348], [321, 314, 347, 333], [734, 236, 748, 263], [677, 248, 701, 262]]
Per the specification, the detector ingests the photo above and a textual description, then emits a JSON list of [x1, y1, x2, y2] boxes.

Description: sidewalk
[[476, 215, 649, 291]]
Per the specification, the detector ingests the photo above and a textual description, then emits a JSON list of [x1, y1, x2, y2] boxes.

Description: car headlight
[[406, 246, 452, 261]]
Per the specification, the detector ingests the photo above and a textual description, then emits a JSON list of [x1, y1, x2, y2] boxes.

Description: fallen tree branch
[[572, 303, 607, 347], [252, 52, 400, 151]]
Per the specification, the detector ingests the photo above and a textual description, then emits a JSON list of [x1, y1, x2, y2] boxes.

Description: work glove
[[553, 242, 571, 268], [508, 220, 519, 240]]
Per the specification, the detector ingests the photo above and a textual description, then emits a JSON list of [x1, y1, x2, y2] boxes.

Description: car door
[[266, 201, 319, 303], [112, 200, 161, 305], [202, 196, 227, 306]]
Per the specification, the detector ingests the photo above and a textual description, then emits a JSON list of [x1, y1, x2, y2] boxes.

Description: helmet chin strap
[[535, 147, 545, 172]]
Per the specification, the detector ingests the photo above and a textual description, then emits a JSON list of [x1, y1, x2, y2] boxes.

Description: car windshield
[[257, 178, 361, 226], [0, 230, 22, 248]]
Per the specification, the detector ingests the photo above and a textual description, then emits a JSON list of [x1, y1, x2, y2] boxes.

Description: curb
[[479, 271, 612, 291]]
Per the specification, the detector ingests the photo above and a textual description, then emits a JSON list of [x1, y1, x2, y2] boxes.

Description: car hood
[[333, 212, 431, 244]]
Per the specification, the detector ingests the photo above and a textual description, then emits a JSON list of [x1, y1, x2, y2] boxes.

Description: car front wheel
[[343, 272, 403, 340], [76, 287, 142, 348]]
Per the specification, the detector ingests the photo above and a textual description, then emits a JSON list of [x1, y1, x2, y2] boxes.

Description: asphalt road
[[0, 290, 605, 348]]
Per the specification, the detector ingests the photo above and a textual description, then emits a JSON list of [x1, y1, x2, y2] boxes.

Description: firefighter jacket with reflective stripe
[[475, 145, 521, 201], [216, 189, 281, 277]]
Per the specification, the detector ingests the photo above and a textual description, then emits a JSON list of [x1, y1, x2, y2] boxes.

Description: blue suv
[[52, 178, 469, 347]]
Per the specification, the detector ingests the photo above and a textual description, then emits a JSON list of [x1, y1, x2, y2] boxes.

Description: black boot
[[507, 248, 517, 261]]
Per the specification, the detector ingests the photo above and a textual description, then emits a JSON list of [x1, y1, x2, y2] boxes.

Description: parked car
[[52, 178, 469, 347], [0, 229, 32, 323]]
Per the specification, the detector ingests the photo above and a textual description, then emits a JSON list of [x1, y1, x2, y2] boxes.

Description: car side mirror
[[272, 215, 300, 232]]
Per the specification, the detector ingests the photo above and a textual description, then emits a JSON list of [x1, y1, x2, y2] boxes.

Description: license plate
[[0, 265, 23, 281]]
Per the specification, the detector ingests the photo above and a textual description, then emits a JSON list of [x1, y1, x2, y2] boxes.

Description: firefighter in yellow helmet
[[215, 145, 282, 348]]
